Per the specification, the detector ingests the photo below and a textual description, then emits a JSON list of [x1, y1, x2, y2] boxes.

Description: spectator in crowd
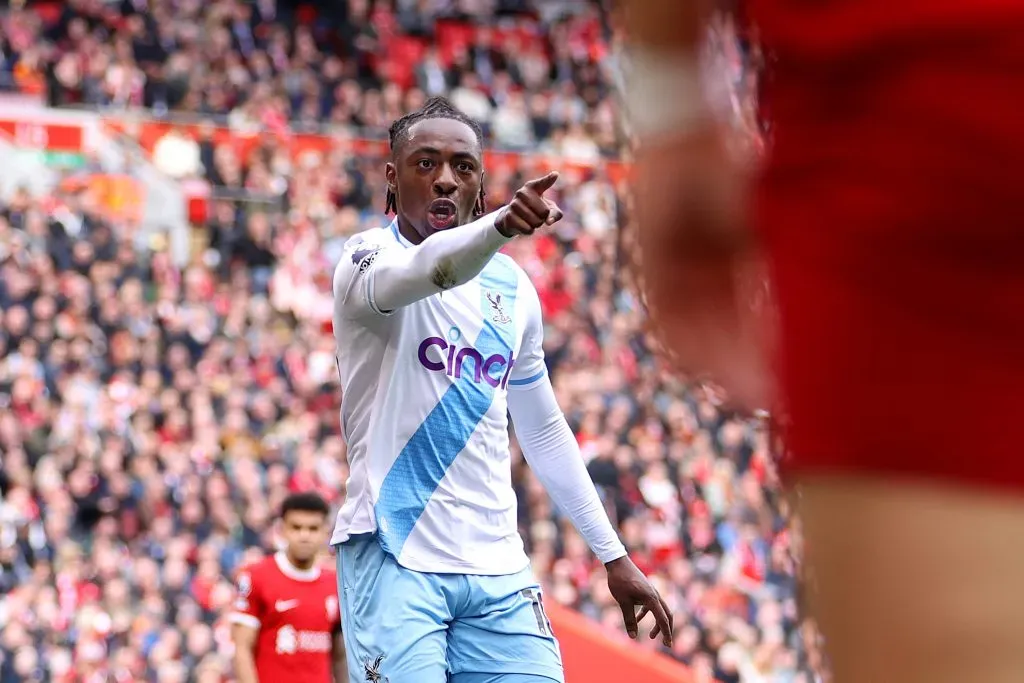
[[3, 0, 630, 157]]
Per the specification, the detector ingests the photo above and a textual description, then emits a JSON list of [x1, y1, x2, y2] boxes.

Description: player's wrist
[[623, 47, 714, 139], [494, 207, 516, 239], [602, 548, 630, 567]]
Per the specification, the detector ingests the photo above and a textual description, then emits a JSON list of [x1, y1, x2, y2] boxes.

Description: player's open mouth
[[427, 198, 459, 231]]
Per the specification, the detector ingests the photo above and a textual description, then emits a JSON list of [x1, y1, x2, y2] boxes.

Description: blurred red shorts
[[759, 27, 1024, 490]]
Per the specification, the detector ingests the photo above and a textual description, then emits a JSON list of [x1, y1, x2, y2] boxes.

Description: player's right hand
[[496, 172, 564, 237]]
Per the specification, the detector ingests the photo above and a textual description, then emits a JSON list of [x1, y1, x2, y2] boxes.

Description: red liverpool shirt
[[230, 553, 341, 683]]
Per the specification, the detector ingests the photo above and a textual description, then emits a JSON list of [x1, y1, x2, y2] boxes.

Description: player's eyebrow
[[409, 145, 443, 156], [408, 146, 480, 163]]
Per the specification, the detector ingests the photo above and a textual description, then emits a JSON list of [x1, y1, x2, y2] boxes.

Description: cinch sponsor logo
[[417, 327, 514, 388]]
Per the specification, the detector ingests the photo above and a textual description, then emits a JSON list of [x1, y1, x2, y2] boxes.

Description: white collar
[[274, 552, 321, 582], [389, 219, 413, 248]]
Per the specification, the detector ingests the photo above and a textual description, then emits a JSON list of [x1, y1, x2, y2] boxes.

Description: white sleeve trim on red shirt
[[273, 552, 321, 581], [228, 612, 261, 629]]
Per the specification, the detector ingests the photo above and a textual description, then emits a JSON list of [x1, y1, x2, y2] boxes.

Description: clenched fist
[[496, 172, 565, 237]]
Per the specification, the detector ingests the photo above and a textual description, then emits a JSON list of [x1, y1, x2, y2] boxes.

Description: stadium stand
[[0, 1, 824, 682]]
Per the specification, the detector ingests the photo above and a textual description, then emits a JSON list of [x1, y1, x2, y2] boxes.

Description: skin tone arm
[[624, 0, 766, 410], [231, 623, 260, 683], [333, 632, 348, 683], [623, 0, 707, 53]]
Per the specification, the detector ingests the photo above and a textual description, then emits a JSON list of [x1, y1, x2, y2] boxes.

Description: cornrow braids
[[385, 96, 488, 216], [388, 96, 485, 156]]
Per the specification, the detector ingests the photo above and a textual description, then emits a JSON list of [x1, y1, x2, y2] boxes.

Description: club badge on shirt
[[363, 654, 388, 683], [485, 291, 511, 325]]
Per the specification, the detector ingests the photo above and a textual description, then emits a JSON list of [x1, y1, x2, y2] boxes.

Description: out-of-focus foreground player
[[625, 2, 1024, 682]]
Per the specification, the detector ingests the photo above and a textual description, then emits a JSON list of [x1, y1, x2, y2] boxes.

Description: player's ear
[[474, 171, 486, 217], [385, 162, 399, 215], [385, 161, 398, 195]]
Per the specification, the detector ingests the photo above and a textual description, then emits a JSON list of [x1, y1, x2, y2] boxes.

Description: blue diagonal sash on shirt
[[375, 255, 519, 559]]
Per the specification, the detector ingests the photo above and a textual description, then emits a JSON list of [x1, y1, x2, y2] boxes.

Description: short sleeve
[[507, 277, 547, 389], [333, 234, 398, 319], [228, 568, 263, 629]]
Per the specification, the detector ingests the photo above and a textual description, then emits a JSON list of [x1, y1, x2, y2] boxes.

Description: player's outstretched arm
[[625, 0, 706, 52], [621, 0, 710, 137], [371, 172, 563, 312], [338, 173, 563, 318], [623, 0, 764, 408], [508, 376, 673, 646]]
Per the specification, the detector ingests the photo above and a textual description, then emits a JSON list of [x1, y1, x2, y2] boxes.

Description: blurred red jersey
[[754, 12, 1024, 488], [230, 553, 341, 683], [748, 0, 1024, 59]]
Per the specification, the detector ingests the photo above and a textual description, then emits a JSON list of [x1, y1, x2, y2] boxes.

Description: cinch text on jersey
[[417, 336, 515, 388]]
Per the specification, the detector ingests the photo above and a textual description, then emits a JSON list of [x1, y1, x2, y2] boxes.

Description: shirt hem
[[395, 550, 532, 577], [330, 523, 377, 547]]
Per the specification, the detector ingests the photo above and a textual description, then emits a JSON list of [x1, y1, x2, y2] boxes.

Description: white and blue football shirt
[[330, 219, 547, 575]]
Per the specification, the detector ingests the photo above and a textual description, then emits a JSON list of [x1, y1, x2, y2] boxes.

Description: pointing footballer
[[330, 96, 672, 683]]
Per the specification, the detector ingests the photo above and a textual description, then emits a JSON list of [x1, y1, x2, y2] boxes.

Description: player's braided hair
[[385, 96, 487, 217]]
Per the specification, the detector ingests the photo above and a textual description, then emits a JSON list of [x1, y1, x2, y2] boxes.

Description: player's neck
[[396, 216, 424, 245], [282, 551, 315, 572], [274, 551, 321, 581]]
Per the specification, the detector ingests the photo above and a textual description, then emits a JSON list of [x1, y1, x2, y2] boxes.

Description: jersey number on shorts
[[521, 589, 553, 636]]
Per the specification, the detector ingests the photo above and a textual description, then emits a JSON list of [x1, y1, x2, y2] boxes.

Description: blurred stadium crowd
[[0, 1, 822, 682]]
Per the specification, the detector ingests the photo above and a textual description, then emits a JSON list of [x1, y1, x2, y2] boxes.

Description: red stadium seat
[[436, 20, 477, 64], [32, 1, 62, 25], [384, 36, 428, 90]]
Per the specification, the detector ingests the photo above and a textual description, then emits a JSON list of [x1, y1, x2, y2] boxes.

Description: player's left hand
[[605, 556, 674, 647]]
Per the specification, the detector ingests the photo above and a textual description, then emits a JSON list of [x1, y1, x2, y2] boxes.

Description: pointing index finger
[[525, 171, 559, 195]]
